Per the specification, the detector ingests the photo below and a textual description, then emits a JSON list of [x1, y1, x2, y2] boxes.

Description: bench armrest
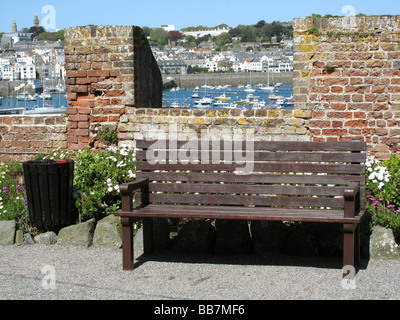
[[120, 178, 149, 212], [120, 178, 149, 196], [344, 181, 360, 218]]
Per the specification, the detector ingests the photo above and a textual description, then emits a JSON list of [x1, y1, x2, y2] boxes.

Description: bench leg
[[121, 217, 134, 271], [343, 223, 361, 269], [143, 218, 154, 255], [354, 224, 360, 265]]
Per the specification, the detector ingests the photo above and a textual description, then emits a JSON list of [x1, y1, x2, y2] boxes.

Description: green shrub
[[0, 162, 27, 222], [365, 154, 400, 242], [73, 145, 136, 222]]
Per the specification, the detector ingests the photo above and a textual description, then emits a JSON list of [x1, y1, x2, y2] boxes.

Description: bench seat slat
[[136, 140, 366, 152], [135, 193, 346, 207], [148, 183, 356, 197], [115, 205, 364, 224], [137, 150, 366, 163], [136, 162, 365, 174], [137, 172, 366, 185]]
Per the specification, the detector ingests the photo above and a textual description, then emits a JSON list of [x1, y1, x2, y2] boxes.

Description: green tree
[[214, 32, 232, 47], [149, 28, 171, 46], [240, 27, 256, 42]]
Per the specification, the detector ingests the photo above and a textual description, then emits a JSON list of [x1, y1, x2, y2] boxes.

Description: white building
[[160, 25, 175, 32], [202, 59, 218, 72], [1, 65, 18, 81], [182, 27, 231, 39]]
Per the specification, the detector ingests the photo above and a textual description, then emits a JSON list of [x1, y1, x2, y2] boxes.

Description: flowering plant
[[0, 162, 28, 222], [366, 154, 400, 209], [366, 196, 400, 243], [73, 145, 136, 222], [365, 154, 400, 243]]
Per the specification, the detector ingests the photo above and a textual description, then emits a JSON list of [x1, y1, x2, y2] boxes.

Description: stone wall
[[118, 108, 311, 144], [1, 18, 400, 162], [64, 25, 162, 151], [0, 115, 67, 162], [293, 16, 400, 159]]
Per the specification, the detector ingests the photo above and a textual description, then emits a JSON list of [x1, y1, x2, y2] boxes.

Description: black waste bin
[[23, 160, 75, 230]]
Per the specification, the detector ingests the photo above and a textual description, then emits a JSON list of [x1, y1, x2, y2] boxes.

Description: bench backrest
[[135, 140, 366, 210]]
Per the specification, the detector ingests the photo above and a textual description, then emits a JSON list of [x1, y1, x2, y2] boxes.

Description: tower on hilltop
[[12, 19, 17, 33], [34, 16, 40, 28]]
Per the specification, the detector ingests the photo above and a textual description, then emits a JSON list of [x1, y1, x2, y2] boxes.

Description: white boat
[[192, 93, 200, 99], [244, 88, 255, 93], [275, 83, 283, 87], [276, 98, 286, 105], [215, 93, 231, 101], [260, 85, 275, 92], [40, 92, 52, 100], [16, 92, 36, 101], [194, 97, 214, 108], [268, 94, 285, 101], [224, 103, 238, 109], [25, 106, 68, 114]]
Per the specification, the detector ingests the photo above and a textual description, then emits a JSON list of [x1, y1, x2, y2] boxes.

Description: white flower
[[128, 170, 136, 179], [114, 185, 120, 192], [117, 161, 126, 168], [108, 187, 114, 193], [378, 182, 385, 190]]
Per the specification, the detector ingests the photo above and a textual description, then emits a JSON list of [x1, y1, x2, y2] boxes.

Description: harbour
[[163, 84, 294, 110], [0, 92, 68, 115]]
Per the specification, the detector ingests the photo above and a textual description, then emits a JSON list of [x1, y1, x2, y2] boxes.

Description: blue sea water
[[163, 85, 294, 110], [1, 94, 69, 111]]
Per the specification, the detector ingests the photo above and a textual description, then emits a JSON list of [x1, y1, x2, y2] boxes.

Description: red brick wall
[[64, 25, 162, 150], [293, 16, 400, 159], [0, 115, 67, 162]]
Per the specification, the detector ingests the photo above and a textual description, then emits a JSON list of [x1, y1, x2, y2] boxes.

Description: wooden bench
[[115, 140, 366, 272]]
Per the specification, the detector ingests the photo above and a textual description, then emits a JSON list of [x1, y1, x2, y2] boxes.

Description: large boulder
[[57, 219, 96, 247], [173, 219, 216, 253], [370, 226, 400, 260], [0, 220, 16, 245], [93, 215, 122, 249]]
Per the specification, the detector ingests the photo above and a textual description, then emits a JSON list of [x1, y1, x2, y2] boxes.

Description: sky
[[1, 0, 399, 33]]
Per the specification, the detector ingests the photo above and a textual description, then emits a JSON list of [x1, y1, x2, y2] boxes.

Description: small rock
[[23, 233, 35, 245], [15, 230, 24, 245], [34, 232, 58, 245]]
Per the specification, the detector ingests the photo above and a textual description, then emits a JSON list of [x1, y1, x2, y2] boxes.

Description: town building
[[182, 27, 231, 39]]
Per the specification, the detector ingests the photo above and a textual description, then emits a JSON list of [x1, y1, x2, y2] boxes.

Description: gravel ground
[[0, 244, 399, 301]]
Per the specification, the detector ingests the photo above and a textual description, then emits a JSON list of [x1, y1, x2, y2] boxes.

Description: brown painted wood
[[117, 140, 366, 270], [137, 172, 366, 185], [115, 205, 364, 224], [136, 150, 366, 163], [136, 140, 366, 152], [136, 162, 365, 174]]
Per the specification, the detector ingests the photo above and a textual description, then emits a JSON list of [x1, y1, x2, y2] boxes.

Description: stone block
[[0, 220, 16, 245], [93, 215, 122, 249], [57, 219, 96, 248]]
